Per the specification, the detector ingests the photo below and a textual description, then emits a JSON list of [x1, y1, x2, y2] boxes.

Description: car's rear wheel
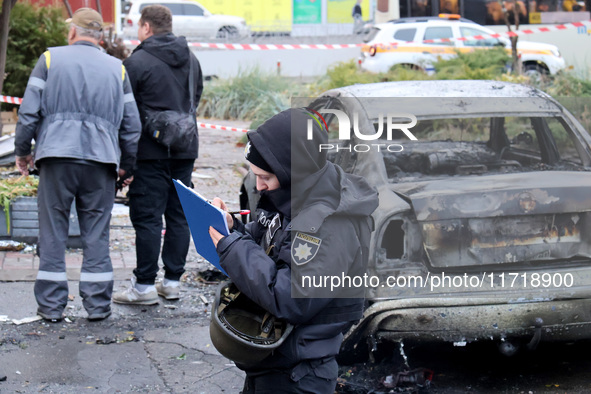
[[217, 26, 239, 39]]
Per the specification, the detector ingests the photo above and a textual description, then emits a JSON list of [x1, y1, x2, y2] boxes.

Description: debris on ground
[[382, 368, 434, 389], [337, 362, 434, 393], [197, 269, 227, 284], [0, 240, 26, 251], [95, 334, 139, 345], [11, 316, 42, 325]]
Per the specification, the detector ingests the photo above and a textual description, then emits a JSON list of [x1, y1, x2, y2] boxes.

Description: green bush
[[315, 47, 511, 93], [537, 73, 591, 97], [312, 61, 431, 93], [198, 67, 310, 129], [313, 60, 383, 92], [433, 47, 510, 79], [3, 3, 67, 104]]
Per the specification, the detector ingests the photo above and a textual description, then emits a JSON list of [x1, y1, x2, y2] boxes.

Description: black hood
[[246, 108, 327, 189], [135, 33, 190, 68], [247, 108, 329, 217]]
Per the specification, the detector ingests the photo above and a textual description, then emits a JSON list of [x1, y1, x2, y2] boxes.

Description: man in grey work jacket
[[14, 8, 141, 322], [209, 108, 379, 393]]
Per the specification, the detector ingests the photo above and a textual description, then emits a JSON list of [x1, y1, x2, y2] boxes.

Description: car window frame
[[422, 24, 455, 46], [182, 3, 205, 16], [393, 27, 417, 42], [459, 25, 502, 47], [140, 2, 184, 15]]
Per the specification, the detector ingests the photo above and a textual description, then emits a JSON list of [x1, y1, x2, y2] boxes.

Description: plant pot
[[10, 196, 81, 247]]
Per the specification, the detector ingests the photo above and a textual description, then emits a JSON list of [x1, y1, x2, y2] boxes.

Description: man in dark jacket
[[113, 4, 203, 304], [352, 0, 363, 34], [15, 8, 141, 321], [209, 108, 379, 393]]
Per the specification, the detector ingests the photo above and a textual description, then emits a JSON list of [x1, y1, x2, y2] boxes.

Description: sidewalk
[[0, 202, 205, 282]]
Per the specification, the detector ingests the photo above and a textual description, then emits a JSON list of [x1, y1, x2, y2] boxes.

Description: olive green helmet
[[210, 281, 294, 365]]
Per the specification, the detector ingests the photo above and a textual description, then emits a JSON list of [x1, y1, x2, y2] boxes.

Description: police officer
[[209, 108, 379, 393]]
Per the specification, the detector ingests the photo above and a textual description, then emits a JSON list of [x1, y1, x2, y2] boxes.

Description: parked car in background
[[122, 0, 250, 40], [360, 14, 565, 76], [241, 80, 591, 359]]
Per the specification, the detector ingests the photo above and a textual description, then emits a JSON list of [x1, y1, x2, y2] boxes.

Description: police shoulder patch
[[291, 232, 322, 266]]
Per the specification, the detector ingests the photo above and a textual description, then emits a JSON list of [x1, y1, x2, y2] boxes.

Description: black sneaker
[[37, 311, 64, 323], [87, 310, 112, 321]]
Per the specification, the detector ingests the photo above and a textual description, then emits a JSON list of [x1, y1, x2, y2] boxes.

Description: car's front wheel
[[217, 26, 239, 39], [522, 63, 549, 80]]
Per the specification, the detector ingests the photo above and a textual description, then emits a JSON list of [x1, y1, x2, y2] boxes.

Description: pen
[[228, 210, 251, 215]]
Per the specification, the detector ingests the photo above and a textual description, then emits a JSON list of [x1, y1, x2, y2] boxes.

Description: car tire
[[523, 63, 549, 80], [216, 26, 239, 39]]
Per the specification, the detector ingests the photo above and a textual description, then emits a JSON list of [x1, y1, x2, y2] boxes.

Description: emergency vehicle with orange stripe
[[360, 14, 566, 76]]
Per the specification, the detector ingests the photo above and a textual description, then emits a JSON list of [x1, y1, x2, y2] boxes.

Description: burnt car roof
[[323, 80, 551, 99], [321, 80, 563, 117]]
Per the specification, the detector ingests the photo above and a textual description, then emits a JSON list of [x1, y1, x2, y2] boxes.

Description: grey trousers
[[34, 160, 115, 318]]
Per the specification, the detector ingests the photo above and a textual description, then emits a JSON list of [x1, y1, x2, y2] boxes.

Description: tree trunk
[[502, 0, 520, 75], [0, 0, 18, 134], [510, 36, 519, 73]]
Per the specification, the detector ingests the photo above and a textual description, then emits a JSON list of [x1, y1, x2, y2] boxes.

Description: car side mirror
[[204, 10, 212, 17]]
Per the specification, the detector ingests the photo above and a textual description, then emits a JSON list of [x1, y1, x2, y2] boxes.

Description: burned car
[[241, 80, 591, 357]]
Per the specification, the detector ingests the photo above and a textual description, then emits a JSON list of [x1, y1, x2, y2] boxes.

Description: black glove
[[116, 170, 133, 192]]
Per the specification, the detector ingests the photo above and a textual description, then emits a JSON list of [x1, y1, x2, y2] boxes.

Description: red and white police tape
[[421, 20, 591, 45], [198, 122, 250, 133], [1, 95, 250, 132], [125, 40, 363, 50], [123, 20, 591, 50], [0, 95, 23, 105]]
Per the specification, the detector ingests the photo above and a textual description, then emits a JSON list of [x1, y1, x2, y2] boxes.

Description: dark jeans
[[129, 159, 194, 284], [241, 357, 338, 394]]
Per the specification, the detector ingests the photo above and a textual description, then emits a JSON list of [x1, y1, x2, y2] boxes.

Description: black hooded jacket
[[123, 33, 203, 160], [217, 109, 379, 371]]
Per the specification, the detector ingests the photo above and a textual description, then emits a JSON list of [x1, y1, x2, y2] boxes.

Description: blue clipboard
[[173, 179, 229, 276]]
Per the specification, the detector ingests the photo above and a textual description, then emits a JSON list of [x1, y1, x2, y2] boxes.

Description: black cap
[[245, 140, 273, 173]]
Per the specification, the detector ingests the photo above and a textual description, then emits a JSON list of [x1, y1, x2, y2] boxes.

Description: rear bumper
[[345, 296, 591, 346]]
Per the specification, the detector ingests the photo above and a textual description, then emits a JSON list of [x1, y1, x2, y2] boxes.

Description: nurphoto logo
[[306, 109, 418, 152]]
